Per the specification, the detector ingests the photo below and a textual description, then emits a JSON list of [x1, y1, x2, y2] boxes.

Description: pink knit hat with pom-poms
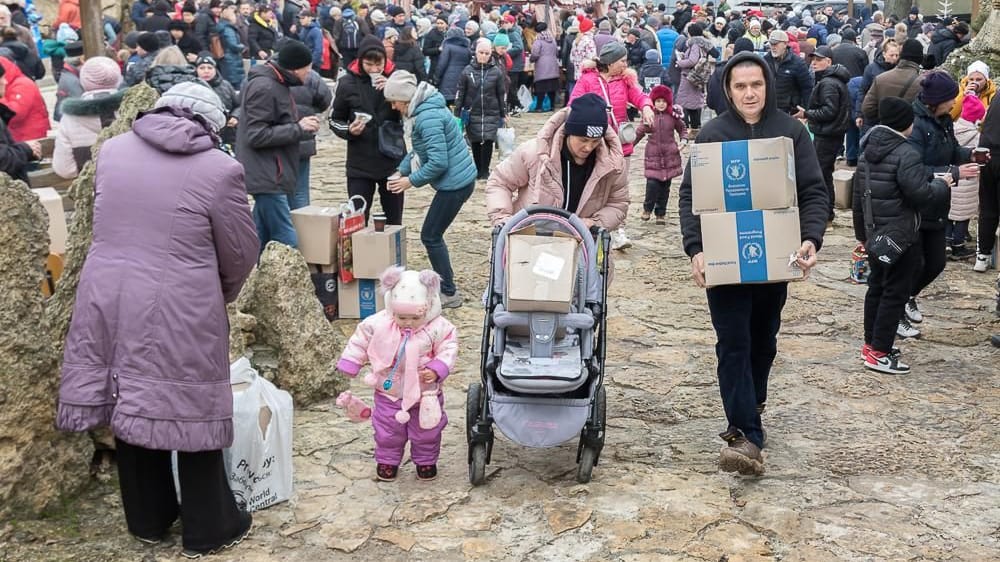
[[79, 56, 122, 92]]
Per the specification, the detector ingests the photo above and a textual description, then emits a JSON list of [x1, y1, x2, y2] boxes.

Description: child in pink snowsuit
[[337, 266, 459, 481]]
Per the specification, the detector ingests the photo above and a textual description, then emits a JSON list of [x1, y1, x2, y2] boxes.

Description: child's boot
[[376, 463, 398, 481], [416, 464, 438, 481]]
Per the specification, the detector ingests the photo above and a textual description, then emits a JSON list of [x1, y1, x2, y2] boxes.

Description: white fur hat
[[381, 267, 441, 325]]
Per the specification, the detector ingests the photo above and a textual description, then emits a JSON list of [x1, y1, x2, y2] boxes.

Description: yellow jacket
[[950, 76, 996, 121]]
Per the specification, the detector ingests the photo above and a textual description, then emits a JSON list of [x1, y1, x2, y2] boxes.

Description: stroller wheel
[[466, 382, 483, 443], [469, 444, 487, 486], [576, 446, 597, 484]]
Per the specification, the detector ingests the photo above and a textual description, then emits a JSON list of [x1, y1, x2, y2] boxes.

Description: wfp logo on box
[[726, 161, 747, 182], [360, 284, 375, 302], [741, 242, 763, 263]]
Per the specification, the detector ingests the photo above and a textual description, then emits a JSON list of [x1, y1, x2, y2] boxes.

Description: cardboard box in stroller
[[701, 207, 803, 287], [507, 232, 578, 313], [689, 137, 797, 214]]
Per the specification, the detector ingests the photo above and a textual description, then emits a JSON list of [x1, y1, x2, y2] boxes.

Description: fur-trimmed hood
[[59, 89, 125, 117]]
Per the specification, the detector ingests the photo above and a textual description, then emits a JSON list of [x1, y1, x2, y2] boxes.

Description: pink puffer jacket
[[569, 66, 652, 157], [485, 108, 629, 228]]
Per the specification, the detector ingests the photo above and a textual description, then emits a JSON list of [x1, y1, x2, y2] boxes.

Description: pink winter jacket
[[569, 67, 652, 157], [337, 311, 459, 402], [485, 108, 629, 228]]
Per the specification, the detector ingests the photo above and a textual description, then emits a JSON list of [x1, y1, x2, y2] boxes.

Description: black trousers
[[643, 178, 671, 215], [683, 108, 702, 129], [814, 134, 842, 220], [346, 176, 405, 226], [865, 244, 921, 352], [115, 438, 242, 551], [911, 228, 947, 297], [706, 283, 788, 449], [979, 157, 1000, 253], [470, 140, 494, 179], [508, 71, 523, 109]]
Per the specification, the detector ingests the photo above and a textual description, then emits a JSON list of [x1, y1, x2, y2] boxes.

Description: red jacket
[[0, 58, 51, 142], [55, 0, 82, 30]]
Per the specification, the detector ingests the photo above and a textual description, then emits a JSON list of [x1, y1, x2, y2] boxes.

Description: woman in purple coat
[[56, 82, 258, 558], [530, 22, 561, 110]]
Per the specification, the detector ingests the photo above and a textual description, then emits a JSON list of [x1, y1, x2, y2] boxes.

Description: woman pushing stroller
[[485, 92, 629, 229]]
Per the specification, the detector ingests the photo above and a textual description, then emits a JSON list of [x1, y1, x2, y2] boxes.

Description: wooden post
[[848, 0, 855, 18], [80, 0, 104, 59]]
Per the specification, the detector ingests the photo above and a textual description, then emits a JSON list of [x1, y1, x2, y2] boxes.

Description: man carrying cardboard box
[[678, 51, 830, 476]]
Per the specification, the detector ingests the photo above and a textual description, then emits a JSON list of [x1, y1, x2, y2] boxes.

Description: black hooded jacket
[[679, 52, 830, 258], [926, 28, 968, 69], [805, 64, 851, 137], [852, 125, 949, 243], [329, 35, 403, 179], [906, 100, 972, 230]]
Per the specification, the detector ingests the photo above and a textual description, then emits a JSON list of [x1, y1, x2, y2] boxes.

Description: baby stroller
[[468, 206, 610, 485]]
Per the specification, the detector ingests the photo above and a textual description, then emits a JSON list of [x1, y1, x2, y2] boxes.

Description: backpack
[[686, 49, 713, 89], [339, 18, 358, 50]]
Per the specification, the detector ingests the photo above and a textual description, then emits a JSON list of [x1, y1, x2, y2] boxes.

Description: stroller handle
[[523, 205, 574, 220]]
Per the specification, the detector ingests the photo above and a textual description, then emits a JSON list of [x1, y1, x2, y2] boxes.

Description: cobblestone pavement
[[3, 109, 999, 562]]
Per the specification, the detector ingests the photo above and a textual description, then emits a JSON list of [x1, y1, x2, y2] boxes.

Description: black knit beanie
[[277, 40, 314, 70], [879, 97, 914, 132], [565, 93, 608, 138]]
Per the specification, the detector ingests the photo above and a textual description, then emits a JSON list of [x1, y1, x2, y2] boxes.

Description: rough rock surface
[[0, 176, 90, 520], [4, 109, 998, 561], [235, 242, 348, 405]]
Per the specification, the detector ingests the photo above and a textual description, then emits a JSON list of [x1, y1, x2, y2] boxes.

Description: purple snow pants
[[372, 391, 448, 466]]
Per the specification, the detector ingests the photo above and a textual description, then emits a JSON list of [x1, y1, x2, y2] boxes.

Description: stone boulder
[[0, 176, 90, 520], [234, 242, 348, 405]]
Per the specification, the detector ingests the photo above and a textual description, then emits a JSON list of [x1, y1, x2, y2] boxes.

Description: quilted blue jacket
[[399, 89, 477, 191]]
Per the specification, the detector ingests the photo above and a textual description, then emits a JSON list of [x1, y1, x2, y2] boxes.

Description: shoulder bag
[[598, 77, 637, 144], [862, 165, 912, 265]]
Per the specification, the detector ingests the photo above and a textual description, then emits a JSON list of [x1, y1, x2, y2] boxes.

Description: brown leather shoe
[[719, 436, 765, 476]]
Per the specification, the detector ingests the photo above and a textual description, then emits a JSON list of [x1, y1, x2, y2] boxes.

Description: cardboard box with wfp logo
[[338, 277, 385, 319], [690, 137, 797, 214], [701, 208, 803, 287]]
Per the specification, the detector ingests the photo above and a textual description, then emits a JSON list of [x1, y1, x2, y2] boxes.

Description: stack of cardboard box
[[340, 225, 406, 319], [291, 207, 407, 320], [689, 137, 804, 287]]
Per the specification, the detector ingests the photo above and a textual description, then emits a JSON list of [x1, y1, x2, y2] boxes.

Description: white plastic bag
[[517, 85, 533, 110], [496, 127, 516, 160], [223, 358, 294, 512]]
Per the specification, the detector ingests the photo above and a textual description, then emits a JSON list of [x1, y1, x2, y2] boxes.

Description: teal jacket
[[399, 89, 477, 191]]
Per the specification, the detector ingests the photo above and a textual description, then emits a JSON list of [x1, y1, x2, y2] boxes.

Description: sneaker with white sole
[[611, 227, 632, 250], [904, 297, 922, 323], [973, 254, 990, 272], [864, 348, 910, 374], [896, 317, 921, 339]]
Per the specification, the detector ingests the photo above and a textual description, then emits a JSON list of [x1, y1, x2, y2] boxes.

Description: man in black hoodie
[[236, 41, 321, 255], [679, 52, 830, 476], [794, 46, 850, 220], [329, 35, 405, 225]]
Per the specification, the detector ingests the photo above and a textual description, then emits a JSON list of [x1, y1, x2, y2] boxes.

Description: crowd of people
[[0, 0, 987, 556]]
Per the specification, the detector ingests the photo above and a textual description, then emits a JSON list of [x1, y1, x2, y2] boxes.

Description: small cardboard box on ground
[[833, 169, 854, 210], [690, 137, 798, 214], [290, 206, 340, 265], [351, 225, 406, 278], [701, 207, 804, 287], [506, 226, 579, 313], [32, 187, 68, 255], [338, 277, 385, 319]]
